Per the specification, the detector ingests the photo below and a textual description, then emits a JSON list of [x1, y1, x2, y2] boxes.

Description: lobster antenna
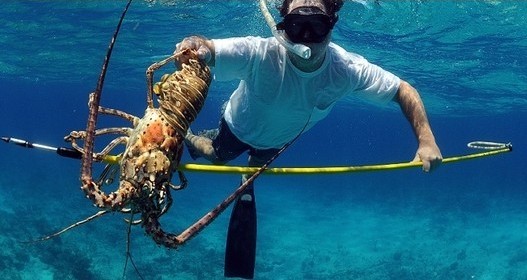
[[81, 0, 133, 183]]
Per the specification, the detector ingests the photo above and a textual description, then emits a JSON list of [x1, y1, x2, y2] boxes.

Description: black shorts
[[212, 118, 280, 163]]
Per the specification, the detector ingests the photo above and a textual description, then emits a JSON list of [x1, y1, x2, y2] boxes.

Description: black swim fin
[[224, 182, 257, 279]]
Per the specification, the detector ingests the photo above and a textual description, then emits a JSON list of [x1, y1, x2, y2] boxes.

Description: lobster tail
[[155, 53, 212, 136]]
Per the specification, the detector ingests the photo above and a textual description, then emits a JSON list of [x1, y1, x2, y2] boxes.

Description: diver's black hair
[[277, 0, 344, 18]]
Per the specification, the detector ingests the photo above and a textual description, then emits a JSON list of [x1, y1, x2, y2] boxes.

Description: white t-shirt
[[212, 37, 401, 149]]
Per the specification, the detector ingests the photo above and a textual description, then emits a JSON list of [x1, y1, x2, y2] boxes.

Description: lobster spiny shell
[[155, 56, 211, 136], [118, 108, 182, 198]]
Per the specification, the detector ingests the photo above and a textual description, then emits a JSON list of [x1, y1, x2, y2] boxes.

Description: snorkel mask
[[277, 7, 335, 44], [259, 0, 312, 59]]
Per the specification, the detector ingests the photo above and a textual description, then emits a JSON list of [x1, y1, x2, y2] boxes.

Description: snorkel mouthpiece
[[259, 0, 311, 59]]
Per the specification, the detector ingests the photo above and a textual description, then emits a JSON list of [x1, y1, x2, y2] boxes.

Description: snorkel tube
[[259, 0, 311, 59]]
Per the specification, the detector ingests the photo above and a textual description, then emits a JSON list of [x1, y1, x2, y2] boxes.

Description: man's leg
[[185, 118, 249, 164], [184, 129, 221, 163]]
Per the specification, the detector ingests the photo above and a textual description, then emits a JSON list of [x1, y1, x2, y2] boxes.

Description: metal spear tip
[[1, 137, 9, 143]]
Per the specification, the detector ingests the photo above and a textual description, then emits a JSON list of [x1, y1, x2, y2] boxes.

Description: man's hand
[[174, 35, 214, 67], [395, 81, 443, 173], [413, 141, 443, 172]]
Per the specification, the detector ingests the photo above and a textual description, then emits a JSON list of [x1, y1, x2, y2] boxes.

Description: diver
[[174, 0, 442, 278]]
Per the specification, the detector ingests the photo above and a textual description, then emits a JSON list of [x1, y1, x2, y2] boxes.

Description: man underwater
[[175, 0, 442, 278]]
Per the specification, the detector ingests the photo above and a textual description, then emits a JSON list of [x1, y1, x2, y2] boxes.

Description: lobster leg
[[96, 136, 128, 159], [143, 142, 288, 248], [66, 127, 132, 143], [96, 162, 120, 186], [125, 181, 174, 226], [169, 171, 187, 191], [142, 166, 262, 248], [66, 132, 129, 161], [160, 186, 173, 216], [86, 92, 139, 124], [98, 105, 140, 124], [146, 53, 178, 108]]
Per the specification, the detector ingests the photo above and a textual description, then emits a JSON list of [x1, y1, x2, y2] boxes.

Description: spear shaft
[[2, 137, 82, 159]]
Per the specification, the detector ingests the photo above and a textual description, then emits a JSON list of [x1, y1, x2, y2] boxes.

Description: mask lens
[[281, 14, 332, 43]]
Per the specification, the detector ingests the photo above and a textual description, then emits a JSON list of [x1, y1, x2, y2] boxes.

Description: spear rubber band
[[104, 141, 513, 175]]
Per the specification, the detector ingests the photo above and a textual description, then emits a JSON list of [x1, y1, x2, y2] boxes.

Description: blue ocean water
[[0, 0, 526, 279]]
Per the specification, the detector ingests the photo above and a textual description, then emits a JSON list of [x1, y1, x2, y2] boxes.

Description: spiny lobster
[[62, 3, 216, 246], [40, 0, 289, 252]]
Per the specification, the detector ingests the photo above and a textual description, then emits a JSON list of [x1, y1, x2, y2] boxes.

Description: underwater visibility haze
[[0, 1, 526, 279]]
